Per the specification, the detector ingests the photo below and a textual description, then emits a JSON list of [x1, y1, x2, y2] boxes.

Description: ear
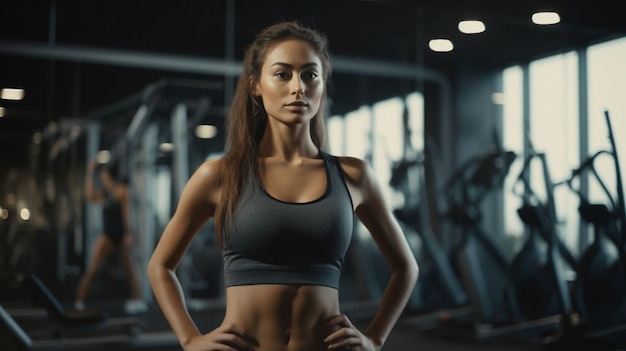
[[249, 76, 260, 97]]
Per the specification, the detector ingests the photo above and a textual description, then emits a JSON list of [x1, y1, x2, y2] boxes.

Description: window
[[528, 52, 580, 254], [502, 66, 524, 239], [327, 93, 425, 207], [587, 37, 626, 210]]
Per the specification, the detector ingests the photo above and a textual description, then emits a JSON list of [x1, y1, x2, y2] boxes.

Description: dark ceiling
[[1, 0, 625, 170]]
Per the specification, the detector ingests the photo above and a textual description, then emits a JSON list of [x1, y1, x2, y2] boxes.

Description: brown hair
[[214, 21, 332, 249]]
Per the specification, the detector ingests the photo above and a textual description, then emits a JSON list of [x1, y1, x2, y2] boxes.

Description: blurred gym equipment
[[560, 110, 626, 347]]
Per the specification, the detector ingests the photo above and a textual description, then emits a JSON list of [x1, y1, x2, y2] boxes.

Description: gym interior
[[1, 1, 626, 350]]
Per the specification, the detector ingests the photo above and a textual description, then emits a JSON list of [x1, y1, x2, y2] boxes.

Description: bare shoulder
[[189, 156, 224, 189], [335, 155, 372, 186], [334, 155, 379, 209], [194, 156, 223, 177]]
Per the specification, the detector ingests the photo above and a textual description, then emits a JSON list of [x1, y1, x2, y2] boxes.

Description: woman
[[148, 21, 418, 351], [75, 161, 147, 314]]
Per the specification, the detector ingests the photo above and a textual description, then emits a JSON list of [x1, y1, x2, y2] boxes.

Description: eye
[[274, 71, 290, 80], [303, 71, 319, 80]]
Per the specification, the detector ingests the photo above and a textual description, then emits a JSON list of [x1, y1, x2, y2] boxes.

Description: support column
[[139, 122, 158, 301], [171, 103, 192, 301], [80, 122, 101, 283]]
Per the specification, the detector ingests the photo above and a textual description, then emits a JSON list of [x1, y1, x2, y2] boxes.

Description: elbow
[[147, 256, 167, 287], [411, 259, 420, 284], [403, 256, 419, 284], [147, 258, 157, 287], [389, 252, 419, 285], [389, 256, 419, 288], [404, 256, 420, 286]]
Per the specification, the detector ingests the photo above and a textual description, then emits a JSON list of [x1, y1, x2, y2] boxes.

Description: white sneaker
[[124, 299, 148, 314]]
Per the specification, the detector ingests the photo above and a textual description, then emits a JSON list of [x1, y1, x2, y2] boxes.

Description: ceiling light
[[96, 150, 111, 164], [195, 124, 218, 139], [159, 143, 175, 152], [458, 20, 486, 34], [20, 208, 31, 221], [429, 39, 454, 52], [33, 132, 43, 144], [0, 107, 5, 117], [532, 11, 560, 25], [1, 88, 25, 101], [491, 92, 505, 105]]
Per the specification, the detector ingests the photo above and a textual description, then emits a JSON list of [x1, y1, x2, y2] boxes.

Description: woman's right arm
[[147, 159, 219, 346]]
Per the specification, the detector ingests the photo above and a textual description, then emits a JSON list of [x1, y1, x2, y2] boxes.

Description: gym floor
[[2, 269, 625, 351], [4, 295, 625, 351]]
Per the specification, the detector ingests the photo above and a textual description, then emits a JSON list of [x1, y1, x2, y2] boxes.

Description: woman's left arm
[[328, 157, 419, 350], [354, 162, 419, 347]]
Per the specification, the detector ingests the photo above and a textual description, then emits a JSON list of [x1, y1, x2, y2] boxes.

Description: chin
[[272, 113, 314, 125]]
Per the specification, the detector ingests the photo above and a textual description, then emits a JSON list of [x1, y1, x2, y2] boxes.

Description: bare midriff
[[223, 284, 341, 351]]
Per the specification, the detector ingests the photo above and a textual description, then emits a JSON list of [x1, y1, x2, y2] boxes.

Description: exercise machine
[[431, 130, 570, 343], [508, 142, 580, 335], [1, 275, 179, 350], [561, 110, 626, 347], [389, 108, 469, 328]]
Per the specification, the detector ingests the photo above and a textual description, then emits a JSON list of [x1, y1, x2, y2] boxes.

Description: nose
[[290, 75, 305, 95]]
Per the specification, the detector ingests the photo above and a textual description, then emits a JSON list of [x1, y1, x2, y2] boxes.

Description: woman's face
[[253, 39, 324, 126]]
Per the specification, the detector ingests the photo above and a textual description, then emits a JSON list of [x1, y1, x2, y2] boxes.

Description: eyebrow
[[270, 62, 320, 69]]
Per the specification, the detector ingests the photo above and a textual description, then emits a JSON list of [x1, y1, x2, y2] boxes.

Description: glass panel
[[502, 66, 524, 240], [372, 97, 404, 205], [327, 115, 345, 155], [327, 93, 425, 208], [406, 92, 425, 151], [344, 106, 372, 160], [587, 37, 626, 209], [529, 52, 580, 254]]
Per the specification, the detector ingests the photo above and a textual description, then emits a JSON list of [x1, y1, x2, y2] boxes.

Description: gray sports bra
[[222, 152, 354, 289]]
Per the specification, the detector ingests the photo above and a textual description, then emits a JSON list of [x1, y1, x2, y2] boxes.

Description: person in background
[[148, 21, 418, 350], [74, 160, 147, 314]]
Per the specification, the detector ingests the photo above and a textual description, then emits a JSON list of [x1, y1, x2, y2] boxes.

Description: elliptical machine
[[389, 105, 469, 327], [562, 110, 626, 345], [431, 130, 527, 341], [508, 141, 580, 333], [433, 129, 580, 343]]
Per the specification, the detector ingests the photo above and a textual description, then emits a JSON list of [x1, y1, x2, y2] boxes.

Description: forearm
[[364, 266, 418, 347], [148, 263, 201, 346]]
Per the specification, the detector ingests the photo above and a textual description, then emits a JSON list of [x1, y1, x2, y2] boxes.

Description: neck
[[258, 121, 318, 163]]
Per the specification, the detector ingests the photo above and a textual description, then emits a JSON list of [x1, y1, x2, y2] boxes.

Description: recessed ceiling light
[[0, 107, 5, 117], [458, 20, 486, 34], [159, 143, 175, 152], [429, 39, 454, 52], [96, 150, 111, 164], [532, 11, 560, 25], [20, 208, 31, 221], [195, 124, 218, 139], [1, 88, 25, 101], [491, 92, 505, 105]]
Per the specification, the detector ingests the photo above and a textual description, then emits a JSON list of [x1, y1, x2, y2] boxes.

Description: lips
[[285, 101, 308, 107]]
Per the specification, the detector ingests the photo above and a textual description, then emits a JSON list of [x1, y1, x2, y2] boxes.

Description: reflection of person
[[74, 160, 147, 314], [148, 21, 418, 350]]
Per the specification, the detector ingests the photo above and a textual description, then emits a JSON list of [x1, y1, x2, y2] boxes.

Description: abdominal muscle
[[222, 285, 341, 351]]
